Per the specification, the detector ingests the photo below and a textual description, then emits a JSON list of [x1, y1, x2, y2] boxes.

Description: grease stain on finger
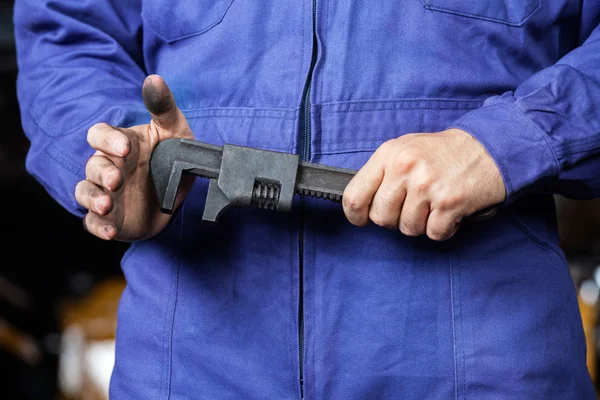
[[142, 78, 173, 115]]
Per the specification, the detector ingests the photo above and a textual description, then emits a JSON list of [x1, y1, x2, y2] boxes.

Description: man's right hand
[[75, 75, 195, 242]]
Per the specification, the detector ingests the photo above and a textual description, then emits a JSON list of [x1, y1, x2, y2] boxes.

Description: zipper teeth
[[303, 87, 312, 162], [298, 199, 305, 400], [299, 86, 310, 399], [299, 1, 318, 398]]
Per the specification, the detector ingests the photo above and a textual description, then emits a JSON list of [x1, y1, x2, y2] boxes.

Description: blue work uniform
[[13, 1, 600, 399]]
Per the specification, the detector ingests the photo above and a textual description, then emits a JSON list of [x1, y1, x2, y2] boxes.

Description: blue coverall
[[13, 1, 600, 398]]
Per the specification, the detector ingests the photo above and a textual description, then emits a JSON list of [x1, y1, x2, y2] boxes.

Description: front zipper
[[298, 1, 318, 398]]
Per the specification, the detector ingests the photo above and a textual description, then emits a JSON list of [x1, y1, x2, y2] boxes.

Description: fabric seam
[[180, 106, 299, 112], [560, 144, 600, 157], [509, 211, 569, 265], [142, 0, 235, 43], [319, 98, 483, 106], [458, 247, 467, 399], [314, 148, 378, 155], [508, 103, 561, 170], [420, 0, 541, 27], [316, 106, 480, 114], [318, 0, 330, 106], [300, 0, 306, 108], [44, 143, 84, 178], [159, 245, 174, 398], [312, 222, 317, 400], [165, 210, 184, 399], [289, 228, 296, 396], [30, 99, 143, 138], [449, 247, 459, 400]]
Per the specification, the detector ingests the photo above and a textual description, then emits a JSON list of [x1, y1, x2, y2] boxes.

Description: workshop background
[[1, 1, 600, 399], [1, 1, 128, 399]]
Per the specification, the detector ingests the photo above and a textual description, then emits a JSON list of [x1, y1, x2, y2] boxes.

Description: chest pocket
[[420, 0, 541, 26], [142, 0, 235, 43]]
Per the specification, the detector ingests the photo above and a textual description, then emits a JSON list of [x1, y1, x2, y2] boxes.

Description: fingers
[[142, 74, 191, 137], [83, 211, 118, 241], [76, 180, 118, 240], [368, 173, 406, 229], [398, 188, 430, 236], [75, 180, 113, 216], [342, 130, 491, 239], [343, 153, 386, 226], [87, 123, 131, 157], [426, 209, 461, 241], [85, 155, 123, 192]]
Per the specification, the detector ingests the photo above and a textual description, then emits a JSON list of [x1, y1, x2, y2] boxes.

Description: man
[[13, 1, 600, 398]]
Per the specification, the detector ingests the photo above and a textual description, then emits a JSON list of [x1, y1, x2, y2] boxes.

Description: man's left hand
[[342, 129, 506, 241]]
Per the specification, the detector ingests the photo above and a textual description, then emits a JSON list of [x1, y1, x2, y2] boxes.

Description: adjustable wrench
[[150, 138, 496, 223]]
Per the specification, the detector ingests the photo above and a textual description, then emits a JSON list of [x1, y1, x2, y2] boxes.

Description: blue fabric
[[13, 1, 599, 399]]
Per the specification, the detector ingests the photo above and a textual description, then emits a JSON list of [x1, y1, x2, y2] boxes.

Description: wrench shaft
[[150, 138, 496, 222]]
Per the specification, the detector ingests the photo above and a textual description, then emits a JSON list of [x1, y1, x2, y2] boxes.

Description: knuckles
[[391, 154, 417, 175], [399, 224, 422, 237], [427, 227, 450, 241], [342, 193, 363, 213], [399, 216, 425, 237], [368, 190, 398, 228], [342, 194, 369, 227], [413, 177, 433, 197], [426, 217, 458, 241], [377, 139, 396, 154], [436, 191, 467, 211], [369, 209, 396, 229]]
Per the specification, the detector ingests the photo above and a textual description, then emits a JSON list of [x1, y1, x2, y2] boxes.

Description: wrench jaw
[[201, 179, 232, 223], [150, 139, 300, 222], [150, 138, 224, 214], [150, 139, 183, 214]]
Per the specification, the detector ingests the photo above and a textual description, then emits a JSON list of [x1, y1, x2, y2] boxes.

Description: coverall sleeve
[[13, 0, 149, 217], [450, 15, 600, 202]]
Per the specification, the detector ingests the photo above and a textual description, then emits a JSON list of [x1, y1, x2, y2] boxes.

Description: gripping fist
[[342, 129, 505, 241]]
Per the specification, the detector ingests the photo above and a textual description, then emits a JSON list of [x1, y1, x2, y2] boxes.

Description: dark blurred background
[[0, 2, 128, 398], [1, 1, 600, 399]]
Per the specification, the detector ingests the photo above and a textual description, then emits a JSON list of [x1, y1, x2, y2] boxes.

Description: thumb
[[142, 74, 191, 139]]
